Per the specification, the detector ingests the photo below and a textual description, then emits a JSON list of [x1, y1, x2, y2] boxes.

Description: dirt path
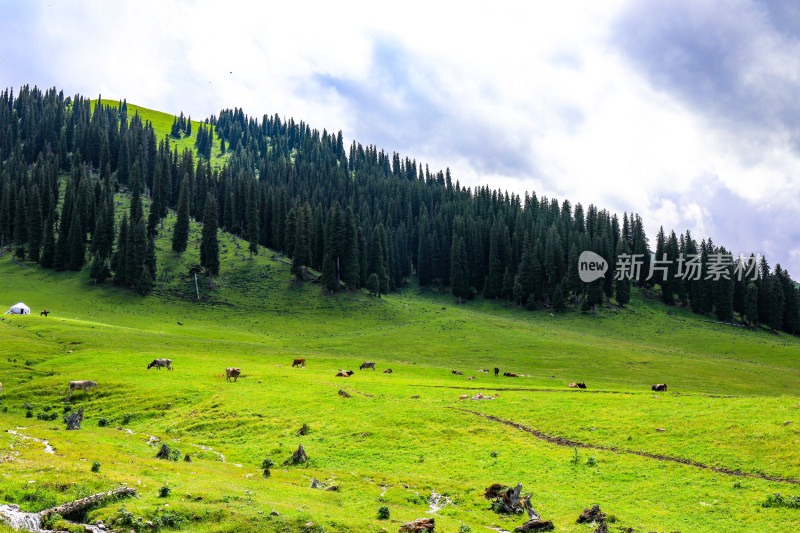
[[448, 407, 800, 486], [425, 385, 634, 394]]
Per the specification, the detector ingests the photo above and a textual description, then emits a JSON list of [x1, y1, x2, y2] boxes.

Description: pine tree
[[744, 282, 758, 328], [13, 187, 26, 259], [67, 203, 85, 270], [245, 180, 260, 258], [450, 236, 469, 304], [200, 196, 220, 280], [291, 205, 309, 282], [341, 206, 360, 289], [501, 266, 514, 303], [767, 273, 784, 333], [484, 221, 504, 299], [40, 215, 56, 268], [586, 279, 604, 316], [172, 175, 190, 255], [27, 185, 42, 262], [322, 253, 338, 292], [112, 215, 129, 283], [552, 280, 567, 312], [366, 272, 380, 297], [89, 254, 111, 284]]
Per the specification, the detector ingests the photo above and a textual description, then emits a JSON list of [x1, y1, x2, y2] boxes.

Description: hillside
[[1, 206, 800, 532]]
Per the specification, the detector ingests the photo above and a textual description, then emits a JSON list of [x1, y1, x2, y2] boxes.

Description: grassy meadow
[[1, 206, 799, 532], [0, 102, 798, 532]]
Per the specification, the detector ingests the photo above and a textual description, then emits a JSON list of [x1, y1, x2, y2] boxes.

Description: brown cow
[[292, 358, 306, 368], [503, 372, 519, 377], [568, 382, 587, 389], [335, 371, 351, 377], [383, 369, 393, 374], [452, 370, 464, 375], [651, 383, 667, 392], [226, 368, 241, 382], [569, 382, 580, 388]]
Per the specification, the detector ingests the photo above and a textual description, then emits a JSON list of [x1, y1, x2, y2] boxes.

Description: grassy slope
[[0, 103, 799, 532], [0, 203, 799, 532]]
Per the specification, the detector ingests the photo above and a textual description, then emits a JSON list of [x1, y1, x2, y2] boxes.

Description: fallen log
[[40, 486, 137, 518], [398, 517, 435, 532]]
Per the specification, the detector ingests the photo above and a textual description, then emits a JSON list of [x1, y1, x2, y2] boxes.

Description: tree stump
[[156, 443, 171, 460], [283, 444, 308, 466], [40, 487, 137, 519], [514, 519, 554, 532], [183, 454, 192, 462], [65, 408, 84, 430], [338, 389, 351, 398], [576, 505, 606, 524], [296, 423, 309, 436], [398, 517, 435, 532]]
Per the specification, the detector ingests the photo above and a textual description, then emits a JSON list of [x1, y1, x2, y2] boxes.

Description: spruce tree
[[200, 196, 220, 279], [450, 236, 469, 304], [767, 274, 784, 333], [744, 282, 758, 328], [13, 187, 26, 259], [246, 180, 259, 258], [291, 205, 309, 282], [40, 216, 56, 268], [112, 215, 129, 283], [341, 206, 360, 289], [366, 272, 380, 297], [67, 204, 85, 270], [27, 185, 42, 262], [89, 254, 111, 284], [172, 175, 190, 255]]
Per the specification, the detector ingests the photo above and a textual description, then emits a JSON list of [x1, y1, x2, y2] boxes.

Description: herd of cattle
[[54, 358, 668, 398]]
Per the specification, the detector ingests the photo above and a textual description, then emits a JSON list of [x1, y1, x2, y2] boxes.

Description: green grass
[[1, 197, 799, 532], [93, 99, 230, 168]]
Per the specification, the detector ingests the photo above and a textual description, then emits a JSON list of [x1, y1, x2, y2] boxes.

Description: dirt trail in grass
[[449, 407, 800, 486], [426, 385, 634, 394]]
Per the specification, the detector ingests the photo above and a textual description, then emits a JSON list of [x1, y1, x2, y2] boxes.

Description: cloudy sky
[[2, 0, 799, 274]]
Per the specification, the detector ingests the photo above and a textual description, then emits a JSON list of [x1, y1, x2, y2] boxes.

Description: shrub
[[37, 412, 57, 421], [122, 413, 132, 424], [168, 447, 182, 461], [761, 493, 800, 509], [91, 461, 101, 472], [261, 458, 275, 470], [586, 456, 597, 467], [1, 406, 6, 413], [25, 410, 33, 418], [98, 417, 109, 427], [377, 506, 390, 520], [458, 525, 472, 533], [159, 485, 171, 498]]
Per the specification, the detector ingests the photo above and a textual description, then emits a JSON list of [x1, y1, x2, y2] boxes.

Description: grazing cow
[[292, 358, 306, 368], [383, 369, 393, 374], [452, 370, 464, 375], [67, 380, 97, 397], [651, 383, 667, 392], [226, 368, 241, 382], [40, 309, 50, 317], [503, 372, 519, 377], [494, 367, 499, 377], [360, 361, 376, 370], [147, 359, 173, 370]]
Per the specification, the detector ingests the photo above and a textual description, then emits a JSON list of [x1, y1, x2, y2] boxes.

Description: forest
[[0, 85, 798, 334]]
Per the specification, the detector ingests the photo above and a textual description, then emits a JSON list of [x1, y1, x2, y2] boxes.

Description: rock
[[325, 484, 340, 492], [576, 505, 606, 524], [310, 478, 322, 489], [398, 517, 435, 532], [270, 510, 280, 516], [593, 522, 608, 533], [305, 522, 314, 528], [514, 520, 555, 532], [145, 520, 154, 529]]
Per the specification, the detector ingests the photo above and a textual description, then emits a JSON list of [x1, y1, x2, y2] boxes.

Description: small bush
[[1, 406, 6, 413], [98, 417, 109, 427], [63, 404, 72, 413], [761, 493, 800, 509], [25, 410, 33, 418], [490, 451, 498, 458], [37, 412, 58, 421], [733, 482, 743, 489], [168, 447, 182, 461], [459, 524, 473, 533], [261, 458, 275, 470], [377, 506, 390, 520], [586, 456, 597, 467], [159, 485, 171, 498], [91, 461, 101, 472], [25, 360, 34, 366], [122, 413, 132, 424]]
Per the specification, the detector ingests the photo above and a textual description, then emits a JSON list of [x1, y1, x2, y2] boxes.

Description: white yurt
[[7, 302, 30, 315]]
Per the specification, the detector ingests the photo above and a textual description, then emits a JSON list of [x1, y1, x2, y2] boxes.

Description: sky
[[2, 0, 799, 275]]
